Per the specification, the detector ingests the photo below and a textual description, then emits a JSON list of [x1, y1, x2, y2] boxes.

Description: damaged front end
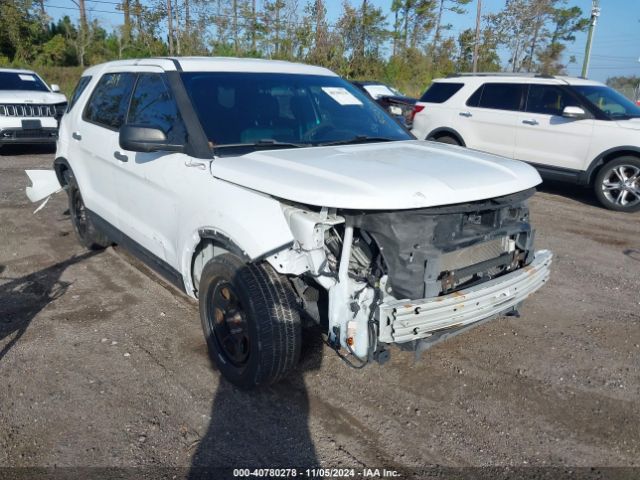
[[268, 188, 552, 365]]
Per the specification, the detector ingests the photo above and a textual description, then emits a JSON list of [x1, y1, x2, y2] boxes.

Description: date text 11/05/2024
[[232, 468, 401, 478]]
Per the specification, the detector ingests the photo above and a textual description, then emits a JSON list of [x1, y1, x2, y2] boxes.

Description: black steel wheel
[[208, 281, 251, 368], [199, 253, 301, 388]]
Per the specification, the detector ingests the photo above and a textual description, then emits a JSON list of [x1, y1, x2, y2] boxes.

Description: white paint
[[25, 170, 62, 203], [211, 140, 541, 210], [411, 74, 640, 174]]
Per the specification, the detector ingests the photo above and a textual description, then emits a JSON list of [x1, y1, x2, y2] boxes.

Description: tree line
[[0, 0, 589, 95]]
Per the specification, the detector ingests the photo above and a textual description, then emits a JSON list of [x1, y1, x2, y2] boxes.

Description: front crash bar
[[377, 250, 553, 344]]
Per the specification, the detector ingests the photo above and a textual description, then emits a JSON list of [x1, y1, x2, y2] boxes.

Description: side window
[[83, 73, 136, 130], [466, 85, 483, 107], [67, 76, 92, 112], [126, 73, 187, 145], [477, 83, 525, 111], [526, 84, 578, 116], [420, 83, 464, 103]]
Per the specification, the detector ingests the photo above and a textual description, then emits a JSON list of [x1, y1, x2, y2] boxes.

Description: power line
[[45, 3, 123, 14]]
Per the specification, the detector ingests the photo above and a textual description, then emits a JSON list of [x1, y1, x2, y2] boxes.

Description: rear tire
[[433, 135, 461, 146], [65, 170, 111, 249], [199, 253, 301, 388], [593, 156, 640, 212]]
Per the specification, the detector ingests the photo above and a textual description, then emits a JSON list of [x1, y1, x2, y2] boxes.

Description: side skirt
[[528, 162, 588, 185], [88, 210, 186, 292]]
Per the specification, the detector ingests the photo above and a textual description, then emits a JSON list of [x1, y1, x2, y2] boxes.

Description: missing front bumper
[[377, 250, 553, 344]]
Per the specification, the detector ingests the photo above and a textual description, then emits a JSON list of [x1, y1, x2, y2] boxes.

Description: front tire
[[593, 157, 640, 212], [199, 253, 301, 388], [65, 171, 111, 249]]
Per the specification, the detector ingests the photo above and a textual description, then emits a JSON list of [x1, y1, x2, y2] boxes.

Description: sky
[[45, 0, 640, 83]]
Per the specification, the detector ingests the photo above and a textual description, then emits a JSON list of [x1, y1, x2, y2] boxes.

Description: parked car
[[41, 58, 551, 388], [412, 73, 640, 212], [351, 80, 417, 128], [0, 68, 67, 149]]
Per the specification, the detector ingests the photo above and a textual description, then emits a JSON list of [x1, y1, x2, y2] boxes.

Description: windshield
[[572, 85, 640, 119], [181, 72, 411, 149], [0, 72, 50, 92]]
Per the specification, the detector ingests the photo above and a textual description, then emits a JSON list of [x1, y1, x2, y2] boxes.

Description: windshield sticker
[[321, 87, 362, 106], [364, 85, 395, 99], [19, 74, 37, 82]]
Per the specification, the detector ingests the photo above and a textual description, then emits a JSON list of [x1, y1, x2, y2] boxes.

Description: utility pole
[[581, 0, 601, 78], [167, 0, 174, 55], [472, 0, 482, 73]]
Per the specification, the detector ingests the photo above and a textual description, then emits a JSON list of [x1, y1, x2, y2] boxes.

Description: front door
[[515, 84, 594, 170], [114, 72, 192, 266]]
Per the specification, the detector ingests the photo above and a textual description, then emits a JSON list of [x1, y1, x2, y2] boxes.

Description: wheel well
[[190, 238, 232, 295], [427, 129, 465, 146], [589, 150, 640, 184], [53, 158, 71, 186]]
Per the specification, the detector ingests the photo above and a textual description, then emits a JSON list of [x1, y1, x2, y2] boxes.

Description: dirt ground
[[1, 145, 639, 476]]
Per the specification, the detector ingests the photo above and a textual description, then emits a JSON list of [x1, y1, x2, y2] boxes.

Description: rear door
[[75, 71, 136, 227], [514, 84, 594, 170], [461, 82, 525, 158]]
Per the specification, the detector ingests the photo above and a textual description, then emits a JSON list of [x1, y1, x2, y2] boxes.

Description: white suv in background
[[0, 68, 67, 149], [411, 74, 640, 212], [31, 57, 553, 388]]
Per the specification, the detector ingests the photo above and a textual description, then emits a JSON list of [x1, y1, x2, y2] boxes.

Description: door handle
[[72, 132, 82, 141], [113, 151, 128, 162], [459, 111, 472, 118], [522, 119, 539, 126]]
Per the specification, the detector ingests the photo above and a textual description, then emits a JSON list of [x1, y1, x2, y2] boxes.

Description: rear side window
[[127, 73, 187, 145], [420, 83, 463, 103], [475, 83, 525, 111], [84, 73, 136, 130], [67, 76, 92, 113]]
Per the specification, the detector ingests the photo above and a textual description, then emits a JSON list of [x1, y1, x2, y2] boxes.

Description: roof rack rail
[[446, 72, 556, 79]]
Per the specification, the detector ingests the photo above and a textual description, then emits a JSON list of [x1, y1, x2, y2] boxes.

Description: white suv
[[0, 68, 67, 149], [412, 74, 640, 212], [41, 57, 551, 387]]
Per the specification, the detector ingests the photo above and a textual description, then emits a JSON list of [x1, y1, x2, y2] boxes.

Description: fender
[[179, 223, 294, 298], [582, 145, 640, 185], [425, 127, 466, 147]]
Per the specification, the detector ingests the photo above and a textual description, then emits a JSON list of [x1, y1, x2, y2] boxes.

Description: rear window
[[420, 82, 463, 103], [475, 83, 525, 111]]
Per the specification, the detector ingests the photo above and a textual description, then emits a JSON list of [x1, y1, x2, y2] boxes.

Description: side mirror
[[119, 125, 184, 153], [562, 106, 587, 119], [50, 84, 61, 92]]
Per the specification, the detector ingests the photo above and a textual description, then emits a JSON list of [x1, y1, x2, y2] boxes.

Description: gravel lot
[[1, 146, 639, 475]]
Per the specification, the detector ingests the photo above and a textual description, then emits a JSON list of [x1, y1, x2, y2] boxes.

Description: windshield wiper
[[316, 136, 395, 147], [212, 139, 307, 155]]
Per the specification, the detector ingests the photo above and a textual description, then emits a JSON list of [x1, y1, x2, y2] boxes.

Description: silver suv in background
[[412, 74, 640, 212]]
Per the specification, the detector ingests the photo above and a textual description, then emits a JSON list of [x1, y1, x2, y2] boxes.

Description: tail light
[[410, 105, 425, 122]]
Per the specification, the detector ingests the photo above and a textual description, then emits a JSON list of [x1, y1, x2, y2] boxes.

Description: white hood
[[0, 90, 67, 104], [210, 140, 542, 210], [616, 118, 640, 131]]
